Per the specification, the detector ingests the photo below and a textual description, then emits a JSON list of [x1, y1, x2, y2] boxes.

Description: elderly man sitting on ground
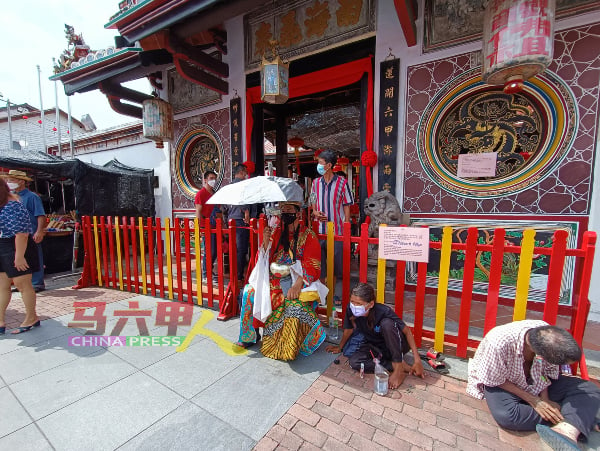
[[467, 320, 600, 451]]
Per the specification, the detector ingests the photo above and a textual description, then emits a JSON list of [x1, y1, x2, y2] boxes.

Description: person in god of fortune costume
[[236, 201, 327, 360]]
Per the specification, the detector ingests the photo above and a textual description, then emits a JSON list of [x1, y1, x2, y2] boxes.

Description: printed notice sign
[[378, 226, 429, 263], [457, 152, 497, 177]]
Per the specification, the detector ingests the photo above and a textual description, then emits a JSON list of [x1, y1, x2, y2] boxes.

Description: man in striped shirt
[[310, 150, 354, 287]]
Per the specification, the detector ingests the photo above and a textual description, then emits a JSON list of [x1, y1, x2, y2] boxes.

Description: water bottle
[[329, 310, 339, 340], [373, 358, 389, 396]]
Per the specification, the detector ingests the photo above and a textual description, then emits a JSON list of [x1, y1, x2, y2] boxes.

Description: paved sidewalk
[[1, 283, 598, 450], [255, 356, 600, 451]]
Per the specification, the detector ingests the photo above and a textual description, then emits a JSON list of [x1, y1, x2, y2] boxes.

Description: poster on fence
[[378, 226, 429, 262]]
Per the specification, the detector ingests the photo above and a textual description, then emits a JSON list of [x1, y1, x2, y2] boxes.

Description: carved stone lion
[[363, 191, 409, 239]]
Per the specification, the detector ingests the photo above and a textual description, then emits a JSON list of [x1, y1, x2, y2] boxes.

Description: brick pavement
[[254, 355, 550, 451], [3, 285, 136, 329]]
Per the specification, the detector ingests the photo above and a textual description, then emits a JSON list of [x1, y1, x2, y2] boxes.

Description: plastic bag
[[249, 244, 272, 322]]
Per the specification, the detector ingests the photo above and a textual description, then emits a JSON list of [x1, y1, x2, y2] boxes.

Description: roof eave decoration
[[106, 0, 221, 43], [50, 48, 143, 82]]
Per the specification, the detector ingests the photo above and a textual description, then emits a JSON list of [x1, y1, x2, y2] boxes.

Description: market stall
[[0, 148, 155, 273]]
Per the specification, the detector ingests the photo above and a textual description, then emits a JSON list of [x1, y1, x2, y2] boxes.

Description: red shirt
[[194, 187, 214, 219]]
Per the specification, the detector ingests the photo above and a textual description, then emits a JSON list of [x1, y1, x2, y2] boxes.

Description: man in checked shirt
[[467, 320, 600, 450]]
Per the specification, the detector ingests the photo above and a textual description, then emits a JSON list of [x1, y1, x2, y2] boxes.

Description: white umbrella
[[206, 176, 303, 205]]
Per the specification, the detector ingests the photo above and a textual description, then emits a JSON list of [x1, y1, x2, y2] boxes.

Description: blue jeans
[[201, 232, 217, 279], [235, 219, 250, 281], [32, 242, 44, 288]]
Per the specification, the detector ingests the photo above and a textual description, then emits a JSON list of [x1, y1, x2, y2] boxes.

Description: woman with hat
[[237, 200, 327, 360], [2, 169, 46, 292], [0, 178, 40, 335]]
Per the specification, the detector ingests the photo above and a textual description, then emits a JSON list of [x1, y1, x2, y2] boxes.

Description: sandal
[[235, 341, 256, 349], [426, 348, 445, 361], [11, 320, 41, 335], [536, 425, 579, 450], [426, 358, 449, 375]]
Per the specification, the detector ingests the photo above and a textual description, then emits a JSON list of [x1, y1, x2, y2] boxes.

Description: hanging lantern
[[482, 0, 556, 93], [288, 136, 304, 176], [260, 40, 289, 104], [142, 97, 173, 149]]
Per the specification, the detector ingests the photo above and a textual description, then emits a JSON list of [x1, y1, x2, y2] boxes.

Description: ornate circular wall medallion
[[417, 68, 577, 198], [174, 124, 224, 199]]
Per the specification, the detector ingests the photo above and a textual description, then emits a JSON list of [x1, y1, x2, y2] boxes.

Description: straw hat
[[0, 170, 33, 182]]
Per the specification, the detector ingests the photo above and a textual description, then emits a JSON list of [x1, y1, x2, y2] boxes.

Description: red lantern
[[22, 115, 28, 120], [337, 157, 349, 165], [287, 136, 304, 176], [287, 136, 304, 149], [351, 160, 360, 168], [333, 164, 342, 172], [38, 120, 42, 124], [52, 127, 57, 131], [482, 0, 556, 93], [314, 148, 324, 160]]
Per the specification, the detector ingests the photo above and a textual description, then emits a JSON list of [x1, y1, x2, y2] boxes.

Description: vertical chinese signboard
[[230, 97, 242, 168], [378, 58, 400, 193]]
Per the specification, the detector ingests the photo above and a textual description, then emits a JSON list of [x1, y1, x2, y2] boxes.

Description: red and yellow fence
[[77, 215, 595, 376]]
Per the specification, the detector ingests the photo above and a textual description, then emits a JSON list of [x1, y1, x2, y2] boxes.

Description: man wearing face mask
[[194, 170, 218, 281], [310, 150, 353, 297], [326, 283, 423, 389], [3, 170, 46, 292]]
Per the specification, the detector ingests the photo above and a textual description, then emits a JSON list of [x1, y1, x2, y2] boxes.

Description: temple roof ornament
[[53, 24, 92, 74]]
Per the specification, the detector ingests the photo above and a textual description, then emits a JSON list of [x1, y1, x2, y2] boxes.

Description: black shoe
[[34, 287, 45, 293], [11, 287, 18, 293]]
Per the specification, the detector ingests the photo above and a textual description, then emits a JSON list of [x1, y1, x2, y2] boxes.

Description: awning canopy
[[0, 149, 155, 217]]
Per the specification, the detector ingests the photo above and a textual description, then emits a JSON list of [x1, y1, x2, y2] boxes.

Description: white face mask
[[7, 182, 19, 191], [207, 179, 216, 188], [350, 303, 369, 317]]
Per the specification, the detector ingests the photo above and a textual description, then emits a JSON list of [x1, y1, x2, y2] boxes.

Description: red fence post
[[215, 218, 225, 305], [130, 217, 139, 294], [359, 222, 369, 283], [204, 217, 214, 308], [457, 227, 478, 358], [413, 261, 427, 347], [107, 217, 116, 288], [74, 216, 95, 289], [484, 228, 506, 335], [174, 218, 183, 301], [156, 218, 165, 298], [99, 217, 109, 287], [147, 217, 156, 297], [543, 230, 568, 325], [184, 218, 193, 304], [342, 222, 352, 318], [122, 216, 131, 292]]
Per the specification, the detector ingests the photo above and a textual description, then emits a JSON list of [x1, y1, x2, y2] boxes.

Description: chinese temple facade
[[51, 0, 600, 319]]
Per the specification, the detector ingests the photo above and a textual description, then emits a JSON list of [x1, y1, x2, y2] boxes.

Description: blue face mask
[[317, 164, 326, 175]]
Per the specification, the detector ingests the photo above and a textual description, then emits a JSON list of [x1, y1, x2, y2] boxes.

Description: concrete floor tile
[[0, 333, 99, 385], [37, 372, 185, 451], [0, 319, 84, 356], [0, 387, 32, 437], [0, 424, 53, 450], [117, 401, 255, 451], [143, 337, 247, 398], [10, 350, 137, 420], [191, 359, 314, 441]]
